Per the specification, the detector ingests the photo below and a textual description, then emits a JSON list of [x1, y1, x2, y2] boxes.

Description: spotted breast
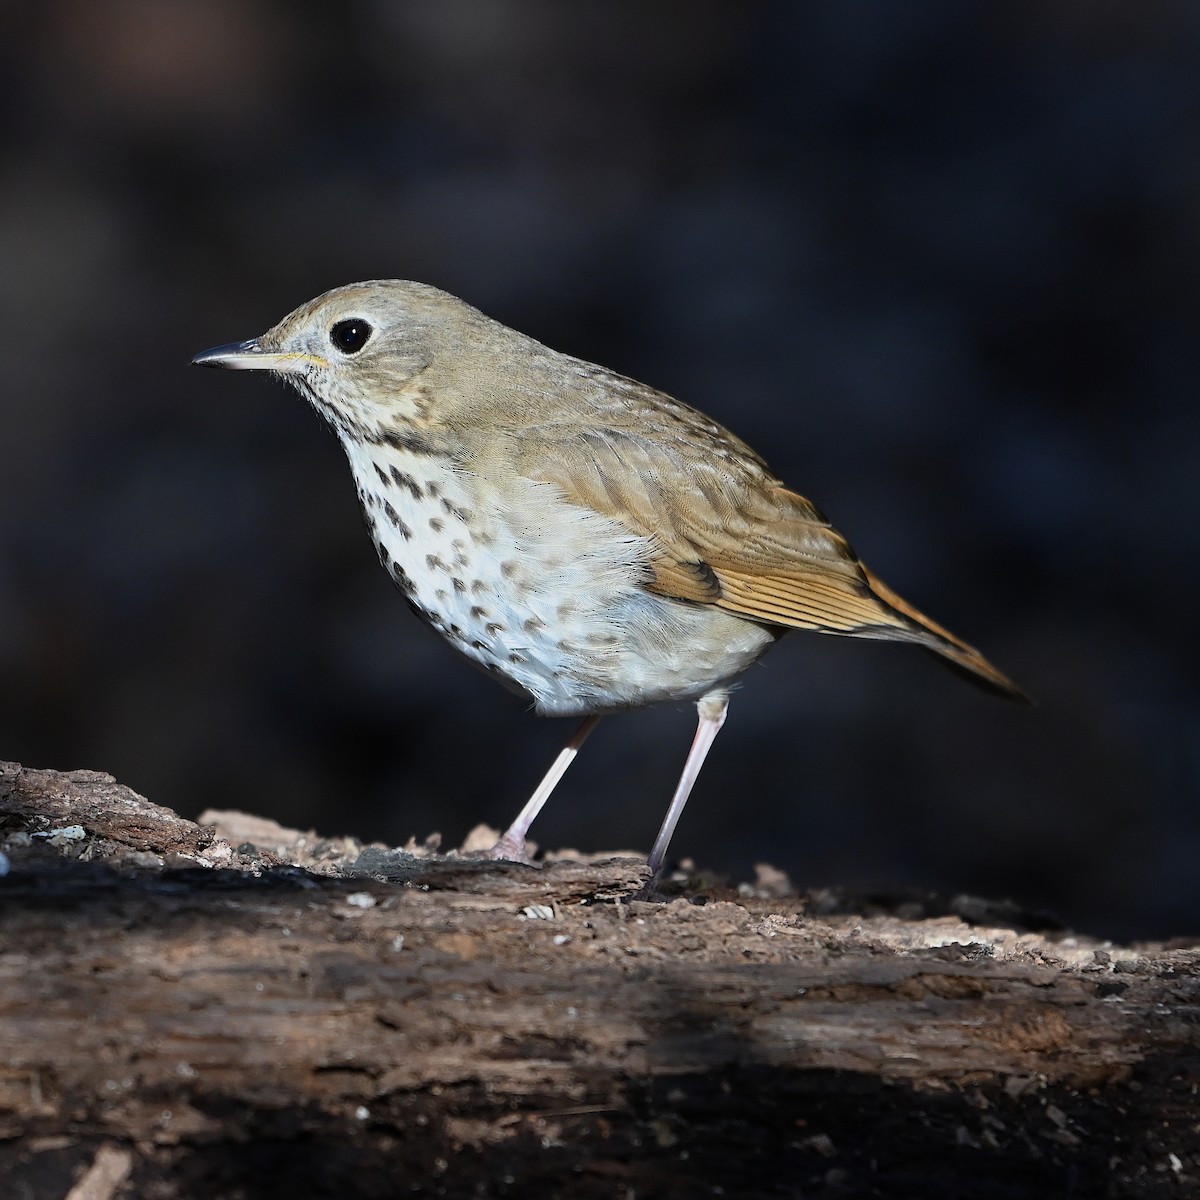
[[342, 436, 776, 717]]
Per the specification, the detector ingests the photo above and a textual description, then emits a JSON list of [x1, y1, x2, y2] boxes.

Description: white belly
[[343, 440, 775, 715]]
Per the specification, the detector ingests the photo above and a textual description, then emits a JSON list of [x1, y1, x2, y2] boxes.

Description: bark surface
[[1, 760, 1197, 1199]]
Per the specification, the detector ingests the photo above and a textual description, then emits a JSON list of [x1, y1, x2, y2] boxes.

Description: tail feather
[[862, 567, 1031, 704]]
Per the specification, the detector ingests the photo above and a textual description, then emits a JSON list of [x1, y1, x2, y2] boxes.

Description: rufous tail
[[862, 567, 1031, 704]]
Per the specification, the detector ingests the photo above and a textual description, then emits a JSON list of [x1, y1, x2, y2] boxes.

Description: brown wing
[[514, 415, 1027, 702]]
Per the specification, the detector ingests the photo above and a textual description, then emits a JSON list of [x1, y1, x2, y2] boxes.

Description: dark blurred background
[[2, 1, 1197, 940]]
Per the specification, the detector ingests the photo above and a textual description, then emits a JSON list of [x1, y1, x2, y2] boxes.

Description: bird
[[192, 280, 1027, 876]]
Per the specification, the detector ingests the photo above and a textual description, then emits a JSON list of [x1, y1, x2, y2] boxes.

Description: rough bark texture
[[2, 760, 1198, 1199]]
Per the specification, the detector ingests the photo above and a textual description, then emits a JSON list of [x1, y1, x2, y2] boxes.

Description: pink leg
[[487, 714, 602, 862], [647, 690, 729, 876]]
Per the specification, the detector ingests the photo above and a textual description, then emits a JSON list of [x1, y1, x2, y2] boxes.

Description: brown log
[[1, 760, 1197, 1198]]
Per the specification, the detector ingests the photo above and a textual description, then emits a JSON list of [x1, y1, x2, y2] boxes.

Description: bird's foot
[[482, 834, 538, 866], [630, 873, 668, 902]]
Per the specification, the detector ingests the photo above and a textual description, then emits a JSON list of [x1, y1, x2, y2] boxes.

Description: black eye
[[329, 319, 372, 354]]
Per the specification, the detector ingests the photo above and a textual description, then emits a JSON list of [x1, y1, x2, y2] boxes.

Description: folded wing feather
[[515, 418, 1027, 702]]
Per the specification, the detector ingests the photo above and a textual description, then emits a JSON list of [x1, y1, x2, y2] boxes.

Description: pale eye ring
[[329, 319, 373, 354]]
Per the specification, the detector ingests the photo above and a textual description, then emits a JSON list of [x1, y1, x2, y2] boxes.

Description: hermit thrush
[[193, 281, 1026, 873]]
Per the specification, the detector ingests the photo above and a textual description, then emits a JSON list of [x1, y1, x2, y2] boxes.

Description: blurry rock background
[[1, 1, 1196, 939]]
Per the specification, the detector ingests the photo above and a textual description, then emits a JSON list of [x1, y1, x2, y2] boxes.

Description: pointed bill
[[190, 339, 317, 372]]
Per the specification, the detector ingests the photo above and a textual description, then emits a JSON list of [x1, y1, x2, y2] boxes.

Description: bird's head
[[191, 280, 501, 440]]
